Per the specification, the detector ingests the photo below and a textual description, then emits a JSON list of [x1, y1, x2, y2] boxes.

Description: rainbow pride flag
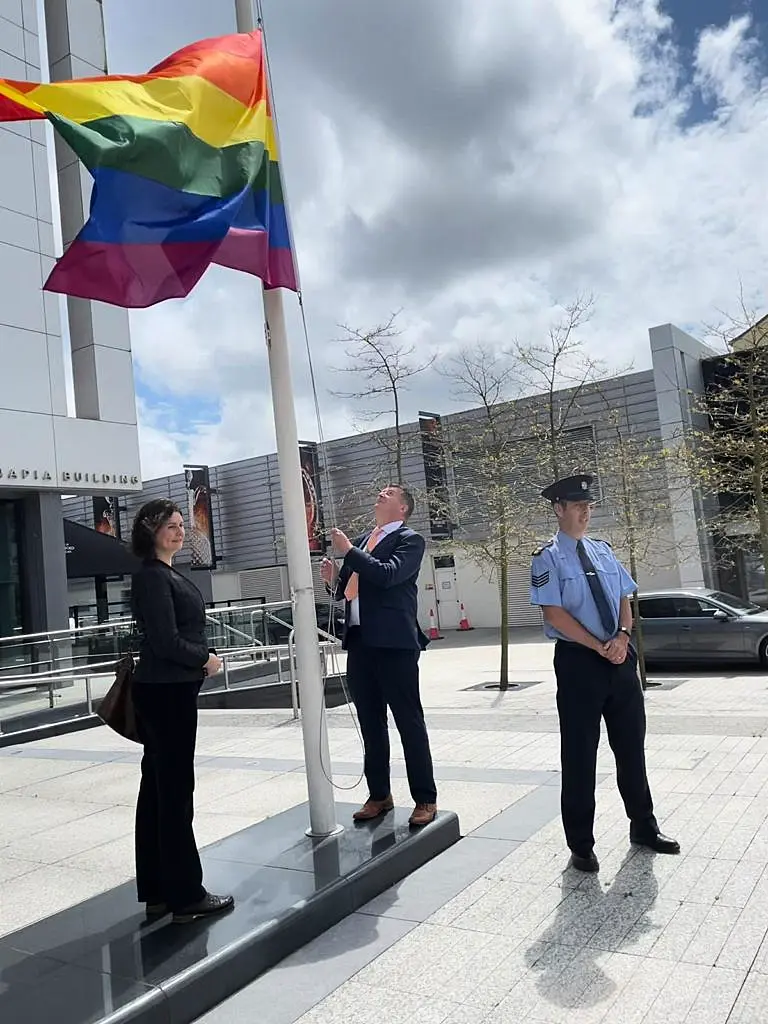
[[0, 30, 297, 307]]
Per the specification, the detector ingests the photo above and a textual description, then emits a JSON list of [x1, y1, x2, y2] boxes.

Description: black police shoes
[[569, 850, 600, 873], [630, 831, 680, 854]]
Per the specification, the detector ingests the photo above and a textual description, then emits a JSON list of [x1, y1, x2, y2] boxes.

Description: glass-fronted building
[[0, 0, 141, 637]]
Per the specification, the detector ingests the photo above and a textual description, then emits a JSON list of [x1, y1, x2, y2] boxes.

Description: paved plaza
[[3, 631, 768, 1022]]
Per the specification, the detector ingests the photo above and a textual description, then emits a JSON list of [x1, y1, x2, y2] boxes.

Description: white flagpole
[[234, 0, 339, 837]]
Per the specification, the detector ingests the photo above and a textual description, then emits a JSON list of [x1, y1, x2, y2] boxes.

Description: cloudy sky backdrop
[[99, 0, 768, 478]]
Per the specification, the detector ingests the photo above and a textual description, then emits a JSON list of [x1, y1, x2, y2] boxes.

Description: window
[[709, 591, 758, 615], [433, 555, 455, 569], [672, 597, 719, 618], [638, 598, 677, 619]]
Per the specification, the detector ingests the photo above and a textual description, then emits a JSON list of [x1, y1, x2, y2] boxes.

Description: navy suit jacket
[[333, 525, 429, 651]]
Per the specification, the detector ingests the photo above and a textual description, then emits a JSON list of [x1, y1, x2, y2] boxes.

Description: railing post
[[85, 675, 93, 714], [223, 656, 231, 690], [288, 632, 299, 721]]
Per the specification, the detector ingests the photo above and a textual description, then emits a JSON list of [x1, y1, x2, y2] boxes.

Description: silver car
[[638, 589, 768, 665]]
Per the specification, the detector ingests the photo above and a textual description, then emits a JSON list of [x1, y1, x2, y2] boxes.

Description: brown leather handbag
[[97, 654, 140, 743]]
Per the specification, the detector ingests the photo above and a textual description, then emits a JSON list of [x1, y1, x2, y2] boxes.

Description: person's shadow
[[524, 849, 660, 1012]]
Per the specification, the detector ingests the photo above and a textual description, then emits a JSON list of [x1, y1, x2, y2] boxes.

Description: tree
[[682, 303, 768, 595], [331, 313, 435, 483], [512, 295, 607, 478], [512, 300, 681, 687], [439, 346, 533, 690], [595, 405, 682, 687]]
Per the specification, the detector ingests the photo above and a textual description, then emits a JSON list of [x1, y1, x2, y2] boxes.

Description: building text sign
[[0, 467, 141, 489]]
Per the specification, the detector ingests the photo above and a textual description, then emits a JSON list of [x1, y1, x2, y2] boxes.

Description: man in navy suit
[[321, 485, 437, 827]]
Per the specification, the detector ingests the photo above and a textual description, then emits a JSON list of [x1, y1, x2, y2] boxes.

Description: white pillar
[[43, 0, 138, 427], [235, 0, 339, 837]]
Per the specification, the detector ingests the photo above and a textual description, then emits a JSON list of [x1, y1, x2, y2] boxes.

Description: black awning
[[64, 519, 141, 579]]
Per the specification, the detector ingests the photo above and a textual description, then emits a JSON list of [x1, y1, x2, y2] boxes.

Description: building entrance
[[0, 501, 22, 637]]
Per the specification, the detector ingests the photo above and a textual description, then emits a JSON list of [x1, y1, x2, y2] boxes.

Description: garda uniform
[[530, 474, 678, 865]]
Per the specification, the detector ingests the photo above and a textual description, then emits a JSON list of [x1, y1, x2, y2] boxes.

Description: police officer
[[530, 473, 679, 872]]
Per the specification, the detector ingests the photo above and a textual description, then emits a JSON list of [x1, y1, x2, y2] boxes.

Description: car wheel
[[759, 637, 768, 667]]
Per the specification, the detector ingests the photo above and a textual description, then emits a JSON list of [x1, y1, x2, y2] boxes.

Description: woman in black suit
[[130, 498, 234, 923]]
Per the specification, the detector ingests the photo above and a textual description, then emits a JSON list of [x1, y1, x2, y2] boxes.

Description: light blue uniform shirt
[[529, 531, 637, 642]]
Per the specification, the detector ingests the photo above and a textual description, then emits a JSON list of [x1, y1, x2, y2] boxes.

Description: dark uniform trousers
[[554, 641, 658, 854], [345, 628, 437, 805]]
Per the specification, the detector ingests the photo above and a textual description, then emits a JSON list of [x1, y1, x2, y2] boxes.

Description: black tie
[[576, 540, 616, 637]]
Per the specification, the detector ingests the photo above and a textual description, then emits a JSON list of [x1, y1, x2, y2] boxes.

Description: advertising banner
[[419, 413, 452, 539], [183, 465, 216, 569], [92, 496, 120, 538], [299, 442, 324, 552]]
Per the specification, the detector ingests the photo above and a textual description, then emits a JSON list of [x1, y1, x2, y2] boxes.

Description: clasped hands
[[600, 633, 630, 665]]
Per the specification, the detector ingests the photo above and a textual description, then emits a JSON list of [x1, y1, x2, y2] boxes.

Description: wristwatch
[[617, 627, 631, 638]]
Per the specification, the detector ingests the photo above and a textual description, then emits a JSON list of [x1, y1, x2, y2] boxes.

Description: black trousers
[[554, 641, 658, 854], [346, 630, 437, 805], [132, 681, 206, 910]]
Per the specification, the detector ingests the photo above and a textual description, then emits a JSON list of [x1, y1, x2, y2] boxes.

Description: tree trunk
[[630, 576, 648, 692], [752, 457, 768, 597], [499, 525, 509, 690], [625, 522, 647, 690], [393, 389, 403, 483]]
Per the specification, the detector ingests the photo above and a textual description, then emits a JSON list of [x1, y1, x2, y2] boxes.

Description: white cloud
[[103, 0, 768, 479], [695, 15, 762, 107]]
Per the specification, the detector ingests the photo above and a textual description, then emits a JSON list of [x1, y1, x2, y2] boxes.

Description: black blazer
[[333, 526, 429, 651], [131, 559, 210, 684]]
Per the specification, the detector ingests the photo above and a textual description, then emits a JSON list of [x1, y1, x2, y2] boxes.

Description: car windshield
[[709, 591, 762, 615]]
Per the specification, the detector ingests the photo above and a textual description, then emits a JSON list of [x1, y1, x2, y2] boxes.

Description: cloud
[[695, 15, 762, 106], [101, 0, 768, 479]]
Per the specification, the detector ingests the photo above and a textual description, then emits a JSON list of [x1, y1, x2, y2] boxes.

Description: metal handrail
[[0, 636, 340, 726], [0, 617, 135, 646], [205, 613, 264, 646], [0, 599, 302, 648]]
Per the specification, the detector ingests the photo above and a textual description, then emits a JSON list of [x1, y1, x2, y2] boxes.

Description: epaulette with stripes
[[531, 540, 554, 557]]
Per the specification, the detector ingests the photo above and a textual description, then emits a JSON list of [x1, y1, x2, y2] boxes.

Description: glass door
[[0, 501, 22, 638]]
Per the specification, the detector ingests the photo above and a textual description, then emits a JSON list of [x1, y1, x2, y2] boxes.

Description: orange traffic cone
[[458, 603, 473, 631], [428, 608, 443, 640]]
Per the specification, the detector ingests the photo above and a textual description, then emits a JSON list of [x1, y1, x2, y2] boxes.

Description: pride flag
[[0, 30, 297, 307]]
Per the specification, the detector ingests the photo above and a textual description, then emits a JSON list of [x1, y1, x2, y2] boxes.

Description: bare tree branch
[[329, 312, 436, 481]]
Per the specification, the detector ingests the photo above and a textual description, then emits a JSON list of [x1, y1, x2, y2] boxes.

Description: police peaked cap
[[541, 474, 595, 503]]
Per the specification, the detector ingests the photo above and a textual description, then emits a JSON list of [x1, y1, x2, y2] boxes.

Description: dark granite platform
[[0, 802, 460, 1024]]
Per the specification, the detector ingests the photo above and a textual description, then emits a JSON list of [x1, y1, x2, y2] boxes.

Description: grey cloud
[[337, 172, 602, 290], [271, 2, 538, 152], [262, 0, 615, 292]]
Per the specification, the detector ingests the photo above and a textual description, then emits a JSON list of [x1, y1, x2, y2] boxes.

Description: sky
[[98, 0, 768, 479]]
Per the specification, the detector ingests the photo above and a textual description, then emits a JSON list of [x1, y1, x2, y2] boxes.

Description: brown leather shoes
[[353, 795, 394, 821], [409, 803, 437, 827]]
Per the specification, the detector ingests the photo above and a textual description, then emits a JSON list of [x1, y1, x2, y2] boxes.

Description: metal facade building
[[62, 322, 722, 630]]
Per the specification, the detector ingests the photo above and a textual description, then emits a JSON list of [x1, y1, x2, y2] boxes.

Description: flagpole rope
[[256, 0, 364, 790]]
